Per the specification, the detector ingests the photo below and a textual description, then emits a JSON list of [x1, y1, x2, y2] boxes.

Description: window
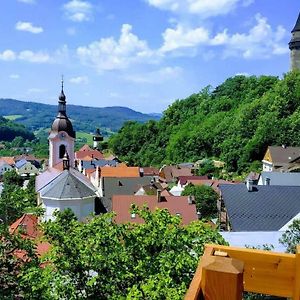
[[131, 213, 136, 219], [59, 144, 66, 159]]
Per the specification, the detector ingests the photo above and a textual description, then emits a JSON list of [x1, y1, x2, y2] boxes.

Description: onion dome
[[50, 80, 76, 138]]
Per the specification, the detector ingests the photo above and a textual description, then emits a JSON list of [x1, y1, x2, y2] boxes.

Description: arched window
[[59, 144, 66, 159]]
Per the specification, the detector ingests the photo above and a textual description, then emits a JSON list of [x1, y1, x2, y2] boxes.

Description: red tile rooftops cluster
[[112, 195, 198, 225], [75, 144, 104, 160]]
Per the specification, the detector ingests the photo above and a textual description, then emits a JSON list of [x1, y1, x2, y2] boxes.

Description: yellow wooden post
[[294, 245, 300, 300], [201, 256, 244, 300]]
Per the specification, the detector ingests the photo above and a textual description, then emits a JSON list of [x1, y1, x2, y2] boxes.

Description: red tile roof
[[9, 214, 50, 258], [186, 179, 237, 195], [75, 149, 104, 160], [100, 166, 140, 178], [142, 167, 159, 176], [79, 144, 93, 151], [178, 175, 209, 185], [112, 195, 198, 225], [0, 156, 15, 165], [10, 214, 39, 238]]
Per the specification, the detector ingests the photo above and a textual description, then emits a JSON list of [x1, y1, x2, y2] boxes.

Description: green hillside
[[0, 99, 160, 136], [0, 116, 35, 142], [109, 72, 300, 173]]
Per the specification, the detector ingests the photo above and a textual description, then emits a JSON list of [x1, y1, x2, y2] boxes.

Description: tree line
[[109, 72, 300, 173]]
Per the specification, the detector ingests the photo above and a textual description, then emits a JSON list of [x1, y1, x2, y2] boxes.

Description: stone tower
[[49, 81, 76, 168], [93, 128, 103, 150], [289, 13, 300, 71]]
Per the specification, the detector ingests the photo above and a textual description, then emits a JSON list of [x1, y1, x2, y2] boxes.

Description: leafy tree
[[0, 223, 38, 299], [279, 219, 300, 254], [0, 171, 39, 225], [23, 207, 226, 299], [182, 184, 218, 218]]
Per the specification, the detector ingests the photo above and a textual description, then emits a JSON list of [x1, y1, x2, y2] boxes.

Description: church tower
[[93, 128, 103, 150], [49, 80, 76, 168], [289, 13, 300, 71]]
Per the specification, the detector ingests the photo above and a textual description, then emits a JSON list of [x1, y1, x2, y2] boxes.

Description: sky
[[0, 0, 299, 113]]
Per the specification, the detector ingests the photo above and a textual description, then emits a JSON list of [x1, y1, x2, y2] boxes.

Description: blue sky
[[0, 0, 299, 113]]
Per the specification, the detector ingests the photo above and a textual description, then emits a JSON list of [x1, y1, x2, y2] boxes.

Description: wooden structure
[[185, 244, 300, 300]]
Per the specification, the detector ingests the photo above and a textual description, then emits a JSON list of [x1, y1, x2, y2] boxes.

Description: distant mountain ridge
[[0, 98, 160, 135]]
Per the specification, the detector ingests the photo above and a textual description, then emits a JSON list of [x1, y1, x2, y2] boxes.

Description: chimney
[[188, 195, 195, 205], [265, 177, 270, 186], [140, 168, 144, 177], [157, 189, 162, 202], [246, 179, 254, 192]]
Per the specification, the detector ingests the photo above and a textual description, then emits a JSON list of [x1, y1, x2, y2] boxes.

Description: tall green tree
[[23, 208, 226, 299], [182, 184, 218, 218]]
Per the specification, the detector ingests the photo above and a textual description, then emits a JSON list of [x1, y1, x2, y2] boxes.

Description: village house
[[112, 194, 198, 225], [262, 145, 300, 172], [15, 159, 39, 177]]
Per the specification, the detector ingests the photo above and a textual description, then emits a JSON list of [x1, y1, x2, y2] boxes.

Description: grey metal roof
[[220, 184, 300, 231], [102, 176, 154, 211], [82, 159, 117, 170], [15, 159, 27, 169], [40, 168, 97, 199], [259, 172, 300, 186], [268, 146, 300, 164]]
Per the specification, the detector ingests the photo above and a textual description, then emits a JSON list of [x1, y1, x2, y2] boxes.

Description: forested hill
[[0, 99, 160, 135], [109, 72, 300, 173], [0, 116, 34, 142]]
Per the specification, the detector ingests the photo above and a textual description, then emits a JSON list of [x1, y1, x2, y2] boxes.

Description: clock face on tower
[[59, 132, 66, 140]]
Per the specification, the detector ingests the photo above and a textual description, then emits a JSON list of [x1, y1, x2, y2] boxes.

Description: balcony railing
[[185, 244, 300, 300]]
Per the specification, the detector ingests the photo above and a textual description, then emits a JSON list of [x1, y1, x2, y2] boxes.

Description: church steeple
[[289, 12, 300, 71], [48, 80, 75, 168], [58, 76, 67, 115]]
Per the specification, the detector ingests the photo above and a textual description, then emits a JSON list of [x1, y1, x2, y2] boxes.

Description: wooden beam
[[201, 256, 244, 300], [294, 245, 300, 300], [184, 246, 214, 300]]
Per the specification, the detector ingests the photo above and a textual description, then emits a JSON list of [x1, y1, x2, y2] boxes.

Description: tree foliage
[[0, 171, 39, 225], [181, 184, 218, 218], [22, 208, 226, 299], [109, 72, 300, 173], [0, 223, 38, 299], [280, 219, 300, 254]]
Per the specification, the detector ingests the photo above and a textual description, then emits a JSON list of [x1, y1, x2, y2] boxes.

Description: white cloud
[[63, 0, 93, 22], [124, 66, 182, 84], [160, 24, 209, 52], [17, 0, 35, 4], [9, 74, 20, 79], [28, 88, 46, 93], [146, 0, 243, 18], [69, 76, 89, 84], [66, 27, 76, 36], [211, 14, 289, 59], [77, 24, 155, 71], [18, 50, 50, 63], [15, 21, 43, 34], [0, 50, 16, 61], [235, 72, 250, 76]]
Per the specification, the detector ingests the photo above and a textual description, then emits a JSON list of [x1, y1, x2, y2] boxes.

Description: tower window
[[59, 144, 66, 159]]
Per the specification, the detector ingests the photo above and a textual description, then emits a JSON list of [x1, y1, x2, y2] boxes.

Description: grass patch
[[3, 114, 23, 121], [76, 131, 93, 144]]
